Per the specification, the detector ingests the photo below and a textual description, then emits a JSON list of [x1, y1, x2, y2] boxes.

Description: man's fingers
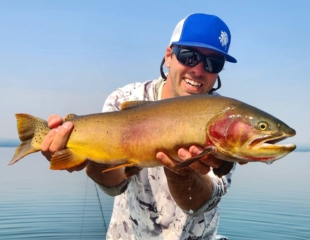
[[157, 151, 195, 176], [199, 155, 222, 169], [40, 128, 59, 160], [177, 148, 193, 160], [49, 121, 73, 153], [180, 146, 222, 174], [188, 145, 205, 156], [156, 152, 177, 169], [157, 146, 225, 176], [47, 114, 64, 128], [40, 121, 73, 161], [189, 161, 211, 175]]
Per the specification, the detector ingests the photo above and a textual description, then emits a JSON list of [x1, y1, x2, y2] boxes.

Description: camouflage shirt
[[99, 76, 235, 240]]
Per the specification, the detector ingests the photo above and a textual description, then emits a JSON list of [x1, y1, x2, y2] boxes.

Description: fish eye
[[257, 121, 269, 131]]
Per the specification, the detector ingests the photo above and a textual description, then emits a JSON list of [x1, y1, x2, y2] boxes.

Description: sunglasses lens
[[177, 49, 201, 67], [204, 57, 224, 73], [174, 47, 224, 73]]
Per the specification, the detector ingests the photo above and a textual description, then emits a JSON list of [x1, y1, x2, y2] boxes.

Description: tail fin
[[9, 114, 49, 165]]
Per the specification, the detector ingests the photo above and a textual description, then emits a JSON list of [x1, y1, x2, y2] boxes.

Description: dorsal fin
[[64, 114, 78, 121], [120, 100, 152, 110]]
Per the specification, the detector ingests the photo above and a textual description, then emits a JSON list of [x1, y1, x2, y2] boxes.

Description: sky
[[0, 0, 309, 147]]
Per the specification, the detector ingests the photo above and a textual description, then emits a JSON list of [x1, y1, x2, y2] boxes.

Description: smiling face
[[161, 46, 223, 99]]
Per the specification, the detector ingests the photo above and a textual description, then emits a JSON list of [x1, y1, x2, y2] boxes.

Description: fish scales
[[9, 95, 296, 177]]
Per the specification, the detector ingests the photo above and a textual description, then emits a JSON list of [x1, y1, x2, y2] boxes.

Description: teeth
[[184, 78, 202, 87]]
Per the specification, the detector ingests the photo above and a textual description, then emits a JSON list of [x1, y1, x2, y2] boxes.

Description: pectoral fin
[[50, 149, 86, 170], [101, 163, 143, 178], [101, 162, 136, 173], [173, 146, 216, 170]]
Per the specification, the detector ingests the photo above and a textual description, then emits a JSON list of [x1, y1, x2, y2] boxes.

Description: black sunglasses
[[172, 46, 225, 74]]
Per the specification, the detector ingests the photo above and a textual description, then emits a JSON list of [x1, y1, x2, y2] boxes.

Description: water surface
[[0, 147, 113, 239], [218, 151, 310, 239], [1, 147, 309, 239]]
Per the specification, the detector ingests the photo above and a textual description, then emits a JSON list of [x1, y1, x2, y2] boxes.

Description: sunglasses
[[172, 46, 225, 73]]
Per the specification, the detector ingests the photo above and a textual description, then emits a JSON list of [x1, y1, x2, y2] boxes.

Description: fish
[[9, 95, 296, 178]]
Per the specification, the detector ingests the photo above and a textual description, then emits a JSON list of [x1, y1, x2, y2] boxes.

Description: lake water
[[1, 147, 309, 239]]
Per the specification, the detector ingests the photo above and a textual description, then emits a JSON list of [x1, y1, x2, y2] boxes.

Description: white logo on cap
[[219, 31, 229, 50]]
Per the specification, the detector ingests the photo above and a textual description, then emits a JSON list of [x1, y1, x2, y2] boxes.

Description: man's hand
[[40, 114, 125, 186], [156, 145, 222, 176], [156, 145, 217, 210], [40, 114, 87, 172], [40, 114, 73, 160]]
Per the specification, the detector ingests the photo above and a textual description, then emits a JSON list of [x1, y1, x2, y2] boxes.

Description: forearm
[[86, 162, 125, 187], [164, 168, 213, 211]]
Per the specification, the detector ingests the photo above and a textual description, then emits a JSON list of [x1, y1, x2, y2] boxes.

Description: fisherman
[[41, 13, 239, 239]]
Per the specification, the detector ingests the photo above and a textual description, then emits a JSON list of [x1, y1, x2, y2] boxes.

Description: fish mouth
[[249, 134, 296, 151]]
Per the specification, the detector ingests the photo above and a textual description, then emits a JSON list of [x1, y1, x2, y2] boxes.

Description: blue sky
[[1, 0, 309, 147]]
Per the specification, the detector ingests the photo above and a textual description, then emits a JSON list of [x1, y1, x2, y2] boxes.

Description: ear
[[164, 46, 173, 68]]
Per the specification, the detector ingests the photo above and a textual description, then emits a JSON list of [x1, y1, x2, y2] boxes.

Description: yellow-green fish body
[[9, 95, 296, 177]]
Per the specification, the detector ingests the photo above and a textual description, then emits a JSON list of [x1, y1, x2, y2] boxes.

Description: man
[[41, 13, 237, 239]]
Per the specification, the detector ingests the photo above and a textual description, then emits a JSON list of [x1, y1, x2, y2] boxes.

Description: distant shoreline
[[0, 140, 20, 147]]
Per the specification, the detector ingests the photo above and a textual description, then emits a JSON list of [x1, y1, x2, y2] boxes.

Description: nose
[[190, 61, 205, 76]]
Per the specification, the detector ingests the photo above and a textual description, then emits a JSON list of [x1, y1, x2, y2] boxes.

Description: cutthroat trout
[[9, 95, 296, 177]]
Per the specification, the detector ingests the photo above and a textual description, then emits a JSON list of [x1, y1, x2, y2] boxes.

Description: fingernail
[[52, 127, 59, 133], [156, 153, 164, 162], [63, 121, 72, 129], [178, 150, 187, 159]]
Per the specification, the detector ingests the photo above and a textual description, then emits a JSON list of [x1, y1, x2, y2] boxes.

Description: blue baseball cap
[[169, 13, 237, 63]]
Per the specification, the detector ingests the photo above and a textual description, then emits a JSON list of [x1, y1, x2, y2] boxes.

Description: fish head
[[206, 103, 296, 163]]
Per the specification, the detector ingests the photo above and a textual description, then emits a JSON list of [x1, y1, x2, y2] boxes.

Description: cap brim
[[171, 41, 237, 63]]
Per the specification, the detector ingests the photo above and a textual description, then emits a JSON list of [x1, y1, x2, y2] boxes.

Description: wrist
[[164, 167, 197, 183], [86, 162, 125, 187]]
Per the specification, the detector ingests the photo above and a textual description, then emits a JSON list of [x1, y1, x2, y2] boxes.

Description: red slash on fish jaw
[[207, 112, 260, 159]]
